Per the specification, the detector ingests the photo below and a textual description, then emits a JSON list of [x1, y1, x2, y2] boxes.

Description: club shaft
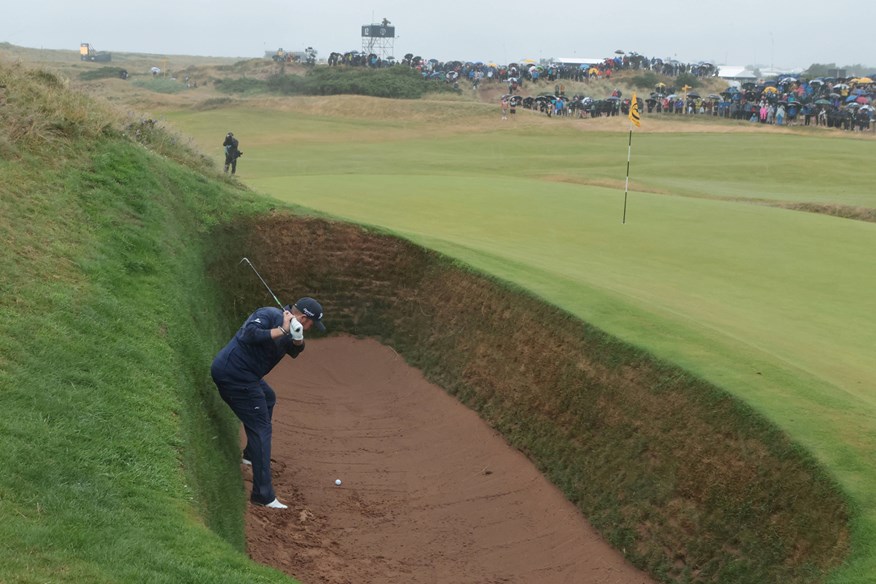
[[240, 257, 284, 309]]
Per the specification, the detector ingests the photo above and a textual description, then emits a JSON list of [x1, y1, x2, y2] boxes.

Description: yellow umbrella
[[587, 67, 600, 75], [522, 58, 537, 64], [856, 77, 873, 84], [762, 86, 779, 93]]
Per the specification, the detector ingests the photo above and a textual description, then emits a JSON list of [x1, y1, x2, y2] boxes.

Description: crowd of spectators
[[321, 48, 874, 131]]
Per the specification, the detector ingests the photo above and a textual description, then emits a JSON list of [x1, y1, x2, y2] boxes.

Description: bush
[[80, 67, 128, 81], [262, 66, 459, 99], [629, 71, 660, 90], [131, 78, 188, 94], [675, 72, 700, 89], [213, 77, 269, 95]]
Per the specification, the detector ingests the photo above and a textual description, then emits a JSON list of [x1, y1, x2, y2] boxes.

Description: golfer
[[211, 297, 326, 509]]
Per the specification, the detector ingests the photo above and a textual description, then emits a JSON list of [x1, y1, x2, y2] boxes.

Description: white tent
[[553, 57, 604, 66], [717, 66, 757, 81]]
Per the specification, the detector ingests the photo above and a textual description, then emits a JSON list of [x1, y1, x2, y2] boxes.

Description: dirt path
[[244, 336, 653, 584]]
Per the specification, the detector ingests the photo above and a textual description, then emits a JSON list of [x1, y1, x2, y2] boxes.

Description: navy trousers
[[215, 379, 277, 504]]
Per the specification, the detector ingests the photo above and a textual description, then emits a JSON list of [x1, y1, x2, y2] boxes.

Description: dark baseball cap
[[294, 297, 325, 332]]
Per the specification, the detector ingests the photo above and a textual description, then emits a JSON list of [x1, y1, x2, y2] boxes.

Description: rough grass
[[0, 58, 293, 583]]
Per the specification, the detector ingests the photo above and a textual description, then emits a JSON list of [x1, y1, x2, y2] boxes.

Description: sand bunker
[[243, 336, 652, 584]]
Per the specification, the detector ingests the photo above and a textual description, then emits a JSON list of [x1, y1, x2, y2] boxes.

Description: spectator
[[223, 132, 242, 175]]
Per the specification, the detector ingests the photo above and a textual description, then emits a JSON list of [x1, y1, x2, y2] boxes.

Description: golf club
[[240, 257, 285, 311]]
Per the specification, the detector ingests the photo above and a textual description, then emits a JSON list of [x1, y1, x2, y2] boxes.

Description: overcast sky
[[3, 0, 874, 71]]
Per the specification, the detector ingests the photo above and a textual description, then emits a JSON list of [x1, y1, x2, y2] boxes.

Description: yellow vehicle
[[272, 48, 288, 63], [80, 43, 111, 62]]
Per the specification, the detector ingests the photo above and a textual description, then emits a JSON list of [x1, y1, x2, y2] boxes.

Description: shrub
[[263, 66, 459, 99], [214, 77, 269, 95], [131, 78, 188, 94], [675, 72, 700, 89], [80, 67, 127, 81], [629, 71, 660, 90]]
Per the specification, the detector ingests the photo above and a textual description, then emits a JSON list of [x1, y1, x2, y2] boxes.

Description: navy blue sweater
[[211, 306, 304, 385]]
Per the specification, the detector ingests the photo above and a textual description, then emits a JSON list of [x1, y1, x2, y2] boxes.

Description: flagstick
[[623, 122, 632, 224]]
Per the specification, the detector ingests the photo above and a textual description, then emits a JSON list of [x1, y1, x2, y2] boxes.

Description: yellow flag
[[629, 91, 641, 127]]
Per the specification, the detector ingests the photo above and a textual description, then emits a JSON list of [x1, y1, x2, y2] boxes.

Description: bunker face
[[215, 216, 849, 582], [243, 336, 653, 584]]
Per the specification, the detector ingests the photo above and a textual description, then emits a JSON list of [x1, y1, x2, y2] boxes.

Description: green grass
[[163, 102, 876, 583], [0, 61, 295, 581], [4, 56, 874, 582]]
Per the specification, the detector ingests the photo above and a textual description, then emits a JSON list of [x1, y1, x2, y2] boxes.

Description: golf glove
[[289, 317, 304, 341]]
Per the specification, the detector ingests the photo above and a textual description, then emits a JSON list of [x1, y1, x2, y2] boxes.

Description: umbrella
[[687, 92, 701, 98], [856, 77, 873, 84], [833, 83, 849, 90], [708, 94, 722, 100], [856, 96, 871, 104], [762, 86, 779, 94], [587, 67, 600, 75], [521, 58, 537, 64], [814, 99, 832, 105], [615, 50, 625, 54]]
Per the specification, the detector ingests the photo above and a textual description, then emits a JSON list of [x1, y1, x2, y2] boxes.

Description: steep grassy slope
[[0, 61, 294, 583]]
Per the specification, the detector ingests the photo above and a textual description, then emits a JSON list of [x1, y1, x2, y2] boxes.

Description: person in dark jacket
[[211, 297, 326, 509], [223, 132, 242, 174]]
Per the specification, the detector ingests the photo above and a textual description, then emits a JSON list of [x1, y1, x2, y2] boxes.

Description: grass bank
[[0, 61, 293, 583]]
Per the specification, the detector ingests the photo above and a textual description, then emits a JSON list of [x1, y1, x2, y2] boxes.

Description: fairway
[[164, 100, 876, 582]]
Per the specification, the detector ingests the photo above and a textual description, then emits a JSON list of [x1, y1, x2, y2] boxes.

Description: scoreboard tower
[[361, 19, 395, 59]]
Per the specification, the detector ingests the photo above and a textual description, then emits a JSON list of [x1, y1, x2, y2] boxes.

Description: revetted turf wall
[[207, 214, 849, 584]]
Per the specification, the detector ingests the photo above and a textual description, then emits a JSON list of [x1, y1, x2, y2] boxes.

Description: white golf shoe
[[263, 498, 288, 509]]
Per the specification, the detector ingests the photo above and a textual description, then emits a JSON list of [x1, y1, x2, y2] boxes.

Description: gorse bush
[[215, 66, 459, 99], [132, 77, 188, 94], [629, 71, 660, 89], [675, 71, 701, 89], [79, 67, 128, 81], [214, 77, 270, 95]]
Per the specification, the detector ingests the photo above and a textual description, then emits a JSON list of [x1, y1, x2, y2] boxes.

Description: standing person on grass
[[223, 132, 242, 174], [211, 297, 326, 509]]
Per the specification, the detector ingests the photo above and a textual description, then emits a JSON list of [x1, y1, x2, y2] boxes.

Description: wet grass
[[165, 99, 876, 583]]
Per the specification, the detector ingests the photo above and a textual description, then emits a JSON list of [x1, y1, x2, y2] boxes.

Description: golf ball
[[334, 479, 342, 486]]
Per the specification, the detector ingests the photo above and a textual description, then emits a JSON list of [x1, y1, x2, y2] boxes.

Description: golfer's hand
[[288, 317, 304, 341]]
